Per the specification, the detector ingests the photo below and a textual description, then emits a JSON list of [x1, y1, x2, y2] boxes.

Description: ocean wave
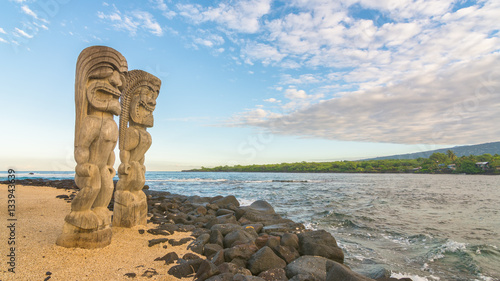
[[427, 240, 468, 262]]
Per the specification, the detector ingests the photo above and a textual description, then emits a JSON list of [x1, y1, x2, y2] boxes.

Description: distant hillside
[[364, 141, 500, 161]]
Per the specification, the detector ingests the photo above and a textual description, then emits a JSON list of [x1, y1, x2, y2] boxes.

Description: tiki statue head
[[74, 46, 127, 147], [121, 70, 161, 130]]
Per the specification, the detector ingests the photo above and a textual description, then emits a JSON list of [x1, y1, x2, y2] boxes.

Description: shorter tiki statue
[[57, 46, 127, 248], [113, 70, 161, 227]]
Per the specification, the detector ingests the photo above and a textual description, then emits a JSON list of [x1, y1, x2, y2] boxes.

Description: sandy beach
[[0, 184, 195, 281]]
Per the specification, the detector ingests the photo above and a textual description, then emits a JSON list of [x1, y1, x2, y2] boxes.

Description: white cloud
[[281, 74, 322, 85], [0, 27, 6, 34], [98, 7, 163, 36], [193, 32, 225, 48], [14, 28, 33, 38], [227, 108, 282, 126], [133, 11, 163, 36], [21, 5, 49, 23], [285, 88, 308, 99], [0, 37, 8, 43], [241, 42, 286, 66], [177, 0, 271, 33], [250, 53, 500, 145], [152, 0, 176, 19], [264, 98, 280, 103]]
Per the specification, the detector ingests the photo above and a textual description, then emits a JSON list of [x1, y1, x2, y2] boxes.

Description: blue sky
[[1, 0, 499, 171]]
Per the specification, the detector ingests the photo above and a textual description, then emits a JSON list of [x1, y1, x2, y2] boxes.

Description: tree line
[[185, 151, 500, 174]]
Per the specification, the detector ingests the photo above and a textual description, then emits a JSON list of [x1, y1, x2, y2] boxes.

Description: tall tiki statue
[[113, 70, 161, 227], [57, 46, 127, 248]]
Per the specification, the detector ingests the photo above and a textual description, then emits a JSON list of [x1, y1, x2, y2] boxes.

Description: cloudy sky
[[1, 0, 499, 171]]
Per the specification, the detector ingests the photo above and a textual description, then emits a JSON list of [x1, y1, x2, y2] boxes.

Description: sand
[[0, 184, 196, 281]]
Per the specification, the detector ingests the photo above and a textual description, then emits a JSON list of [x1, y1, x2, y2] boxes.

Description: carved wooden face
[[87, 65, 126, 116], [130, 85, 158, 127]]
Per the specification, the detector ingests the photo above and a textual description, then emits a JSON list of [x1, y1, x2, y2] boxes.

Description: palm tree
[[447, 150, 457, 162]]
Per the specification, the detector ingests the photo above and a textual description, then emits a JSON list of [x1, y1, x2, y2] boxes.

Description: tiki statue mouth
[[140, 99, 156, 112], [87, 80, 122, 115]]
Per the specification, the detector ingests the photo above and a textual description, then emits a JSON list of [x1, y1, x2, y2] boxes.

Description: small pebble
[[125, 272, 137, 278]]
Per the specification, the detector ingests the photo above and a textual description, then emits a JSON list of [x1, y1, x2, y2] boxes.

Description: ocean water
[[4, 171, 500, 280]]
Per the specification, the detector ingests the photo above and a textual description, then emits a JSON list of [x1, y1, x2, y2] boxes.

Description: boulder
[[355, 263, 391, 280], [258, 268, 288, 281], [265, 236, 281, 249], [211, 250, 226, 266], [205, 214, 239, 229], [281, 233, 299, 249], [212, 195, 240, 209], [147, 228, 171, 236], [189, 233, 211, 254], [285, 255, 335, 281], [183, 253, 202, 260], [325, 261, 374, 281], [209, 229, 224, 247], [255, 234, 270, 249], [217, 262, 252, 276], [273, 245, 300, 264], [298, 230, 344, 263], [225, 243, 259, 261], [157, 223, 179, 233], [211, 224, 243, 236], [230, 257, 247, 268], [168, 263, 195, 278], [247, 246, 287, 275], [216, 209, 235, 216], [148, 238, 169, 247], [195, 260, 220, 281], [204, 243, 224, 258], [224, 229, 258, 248], [169, 237, 194, 246], [246, 200, 276, 214], [154, 252, 178, 264]]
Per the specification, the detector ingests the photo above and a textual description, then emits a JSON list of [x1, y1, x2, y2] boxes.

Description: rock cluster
[[1, 178, 79, 189], [145, 190, 412, 281], [11, 180, 412, 281]]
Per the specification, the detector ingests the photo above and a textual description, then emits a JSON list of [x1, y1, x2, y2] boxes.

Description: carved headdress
[[119, 70, 161, 150], [74, 46, 127, 148]]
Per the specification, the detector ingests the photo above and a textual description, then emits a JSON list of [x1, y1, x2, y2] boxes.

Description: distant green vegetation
[[185, 151, 500, 174]]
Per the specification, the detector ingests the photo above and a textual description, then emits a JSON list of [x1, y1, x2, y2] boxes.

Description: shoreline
[[0, 184, 200, 281], [1, 179, 413, 281], [181, 170, 500, 175]]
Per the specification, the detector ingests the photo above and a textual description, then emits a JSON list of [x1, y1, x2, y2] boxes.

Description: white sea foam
[[303, 222, 319, 230], [238, 198, 255, 207], [476, 274, 495, 281], [391, 272, 439, 281], [441, 240, 467, 252], [428, 239, 468, 262]]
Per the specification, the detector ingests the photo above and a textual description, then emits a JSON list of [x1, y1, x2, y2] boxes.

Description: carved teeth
[[140, 99, 155, 112]]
